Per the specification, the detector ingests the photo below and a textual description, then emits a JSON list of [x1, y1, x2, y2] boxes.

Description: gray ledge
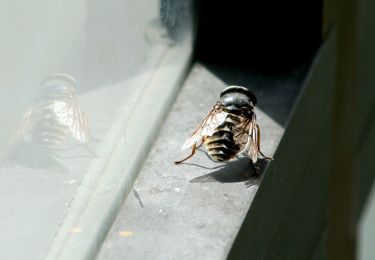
[[97, 59, 310, 259]]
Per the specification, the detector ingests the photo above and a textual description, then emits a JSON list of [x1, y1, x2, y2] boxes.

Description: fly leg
[[249, 160, 259, 176], [196, 138, 205, 149], [174, 144, 198, 164], [256, 124, 273, 160], [241, 159, 259, 179], [174, 138, 205, 164]]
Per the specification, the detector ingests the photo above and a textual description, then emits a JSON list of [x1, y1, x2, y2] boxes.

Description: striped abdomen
[[205, 114, 242, 162], [31, 101, 70, 148]]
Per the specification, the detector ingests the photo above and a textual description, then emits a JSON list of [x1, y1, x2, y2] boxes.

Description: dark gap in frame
[[194, 0, 322, 75]]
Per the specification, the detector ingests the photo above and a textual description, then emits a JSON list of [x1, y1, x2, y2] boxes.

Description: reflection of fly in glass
[[12, 73, 95, 156]]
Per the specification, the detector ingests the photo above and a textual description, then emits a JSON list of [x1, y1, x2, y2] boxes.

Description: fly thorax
[[225, 114, 242, 125], [219, 85, 257, 114]]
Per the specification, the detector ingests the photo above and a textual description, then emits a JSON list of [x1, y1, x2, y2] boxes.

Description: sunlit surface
[[359, 185, 375, 260], [97, 63, 305, 260], [0, 0, 193, 259]]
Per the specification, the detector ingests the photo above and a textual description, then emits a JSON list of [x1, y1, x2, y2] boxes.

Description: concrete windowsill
[[97, 59, 311, 259]]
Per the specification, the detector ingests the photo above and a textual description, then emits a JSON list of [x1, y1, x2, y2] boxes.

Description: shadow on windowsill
[[189, 158, 269, 185]]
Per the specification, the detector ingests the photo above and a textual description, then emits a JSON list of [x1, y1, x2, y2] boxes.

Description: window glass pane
[[0, 0, 193, 258]]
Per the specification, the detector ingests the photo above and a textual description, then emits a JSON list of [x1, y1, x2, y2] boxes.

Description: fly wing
[[52, 100, 88, 144], [181, 108, 228, 150], [235, 114, 259, 163], [247, 120, 259, 163], [10, 106, 35, 144], [233, 117, 251, 152], [69, 106, 89, 144]]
